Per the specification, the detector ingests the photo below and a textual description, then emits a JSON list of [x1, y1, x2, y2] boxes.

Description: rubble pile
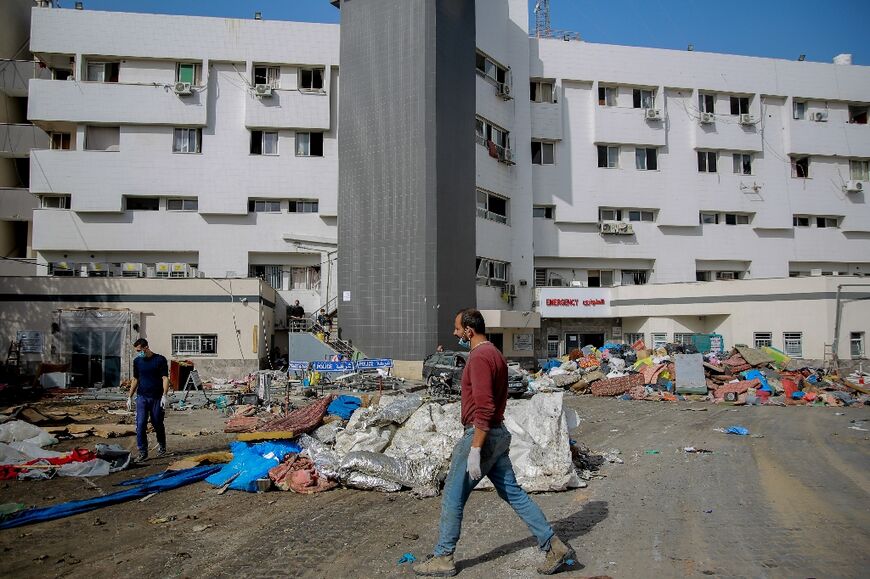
[[527, 342, 870, 407]]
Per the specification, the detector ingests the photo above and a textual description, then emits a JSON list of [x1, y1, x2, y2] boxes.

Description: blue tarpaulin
[[0, 465, 220, 530], [205, 441, 301, 493], [741, 369, 771, 392], [327, 395, 362, 420]]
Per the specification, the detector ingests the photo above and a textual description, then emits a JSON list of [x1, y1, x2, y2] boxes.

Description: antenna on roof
[[534, 0, 551, 39]]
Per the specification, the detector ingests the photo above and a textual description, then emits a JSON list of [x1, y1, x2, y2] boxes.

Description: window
[[253, 65, 280, 88], [176, 63, 201, 85], [698, 93, 715, 113], [621, 269, 647, 285], [600, 208, 621, 221], [85, 126, 120, 151], [625, 333, 644, 347], [597, 145, 619, 168], [249, 265, 284, 290], [530, 80, 555, 103], [635, 148, 658, 171], [851, 332, 865, 358], [475, 117, 510, 149], [816, 217, 838, 228], [249, 199, 281, 213], [52, 68, 72, 81], [793, 100, 806, 120], [628, 210, 655, 222], [299, 67, 324, 91], [475, 257, 510, 287], [732, 153, 752, 175], [598, 86, 617, 107], [754, 332, 773, 349], [698, 151, 717, 173], [730, 96, 750, 115], [724, 213, 750, 225], [296, 132, 324, 157], [716, 271, 738, 280], [792, 156, 810, 178], [783, 332, 803, 357], [86, 61, 119, 83], [632, 88, 655, 109], [50, 132, 71, 150], [291, 266, 321, 290], [587, 270, 614, 288], [167, 198, 198, 211], [475, 52, 508, 84], [848, 106, 868, 125], [793, 216, 810, 227], [651, 333, 667, 349], [532, 205, 554, 219], [477, 190, 509, 224], [250, 130, 278, 155], [547, 335, 560, 358], [41, 195, 70, 209], [288, 200, 319, 213], [172, 334, 217, 356], [696, 271, 711, 282], [700, 212, 719, 224], [173, 128, 201, 153], [850, 159, 869, 181], [125, 197, 159, 211], [674, 333, 696, 346], [534, 269, 548, 287], [531, 141, 555, 165]]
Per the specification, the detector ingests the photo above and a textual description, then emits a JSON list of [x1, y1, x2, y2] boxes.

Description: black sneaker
[[155, 447, 167, 458], [134, 453, 148, 463]]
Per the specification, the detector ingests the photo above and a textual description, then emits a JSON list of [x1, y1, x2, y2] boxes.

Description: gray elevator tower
[[335, 0, 476, 359]]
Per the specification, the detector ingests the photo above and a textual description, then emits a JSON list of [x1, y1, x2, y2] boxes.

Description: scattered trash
[[148, 515, 177, 525], [644, 450, 660, 455], [191, 523, 213, 532], [848, 426, 868, 432], [397, 553, 416, 565], [714, 426, 750, 436], [683, 447, 713, 454]]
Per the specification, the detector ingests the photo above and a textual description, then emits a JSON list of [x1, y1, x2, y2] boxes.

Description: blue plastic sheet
[[205, 441, 301, 493], [724, 426, 750, 436], [0, 465, 220, 530], [327, 395, 362, 420], [741, 369, 771, 392], [541, 359, 562, 371]]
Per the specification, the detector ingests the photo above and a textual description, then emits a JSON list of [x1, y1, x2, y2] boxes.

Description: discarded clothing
[[269, 454, 337, 494], [591, 373, 644, 397], [0, 465, 220, 530]]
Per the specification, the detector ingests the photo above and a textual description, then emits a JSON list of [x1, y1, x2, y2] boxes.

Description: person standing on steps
[[414, 309, 575, 577], [127, 338, 170, 462]]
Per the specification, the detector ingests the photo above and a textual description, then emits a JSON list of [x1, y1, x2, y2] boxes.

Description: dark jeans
[[434, 426, 554, 556], [136, 396, 166, 455]]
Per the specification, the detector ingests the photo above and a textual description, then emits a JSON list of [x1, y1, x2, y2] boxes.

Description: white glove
[[467, 447, 482, 480], [126, 397, 133, 412], [160, 395, 168, 409]]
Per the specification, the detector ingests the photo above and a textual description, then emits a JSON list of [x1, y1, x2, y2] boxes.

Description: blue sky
[[73, 0, 867, 65]]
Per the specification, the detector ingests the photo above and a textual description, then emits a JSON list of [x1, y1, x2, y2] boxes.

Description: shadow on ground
[[458, 500, 609, 573]]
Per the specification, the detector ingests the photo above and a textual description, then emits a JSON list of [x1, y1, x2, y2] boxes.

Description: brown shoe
[[537, 536, 575, 575], [413, 554, 457, 577]]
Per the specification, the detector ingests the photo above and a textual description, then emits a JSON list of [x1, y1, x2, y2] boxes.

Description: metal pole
[[832, 284, 842, 373]]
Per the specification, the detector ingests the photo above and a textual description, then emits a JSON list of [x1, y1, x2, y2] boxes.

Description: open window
[[126, 196, 159, 211], [635, 147, 657, 171], [50, 132, 72, 150], [597, 145, 619, 168], [176, 63, 202, 85], [632, 88, 655, 109], [531, 141, 555, 165], [698, 93, 715, 113], [730, 96, 750, 115], [791, 156, 810, 178], [250, 130, 278, 155], [530, 80, 555, 103], [698, 151, 717, 173], [296, 132, 324, 157], [299, 67, 324, 91], [86, 61, 119, 83], [477, 190, 509, 224], [598, 86, 617, 106], [253, 65, 280, 88], [732, 153, 752, 175], [848, 105, 868, 125]]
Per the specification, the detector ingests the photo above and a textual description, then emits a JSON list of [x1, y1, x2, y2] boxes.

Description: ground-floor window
[[624, 332, 644, 347], [249, 265, 284, 290], [172, 334, 217, 356], [783, 332, 803, 357], [673, 333, 696, 346], [547, 335, 560, 358], [851, 332, 865, 358], [651, 332, 667, 349], [754, 332, 772, 349]]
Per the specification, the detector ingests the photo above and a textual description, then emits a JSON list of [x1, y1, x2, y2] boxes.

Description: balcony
[[693, 116, 762, 153], [28, 79, 207, 126], [245, 89, 330, 130], [0, 124, 49, 158], [0, 60, 51, 98], [786, 119, 870, 158], [594, 106, 666, 147], [0, 188, 38, 221]]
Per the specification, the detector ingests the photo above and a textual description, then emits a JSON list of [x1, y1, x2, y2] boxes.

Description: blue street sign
[[311, 360, 355, 372], [287, 361, 309, 371], [355, 358, 394, 369]]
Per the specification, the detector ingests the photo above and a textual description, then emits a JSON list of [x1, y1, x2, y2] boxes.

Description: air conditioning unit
[[569, 280, 585, 288], [738, 113, 754, 125], [700, 112, 715, 124], [645, 108, 662, 121], [845, 180, 863, 192], [174, 82, 192, 95], [617, 222, 634, 235], [171, 263, 190, 277], [497, 82, 512, 99], [255, 83, 273, 97], [155, 262, 171, 277], [51, 261, 76, 277], [599, 220, 619, 234], [813, 111, 828, 122], [548, 278, 563, 287], [86, 262, 109, 274], [499, 148, 514, 165], [121, 262, 144, 277]]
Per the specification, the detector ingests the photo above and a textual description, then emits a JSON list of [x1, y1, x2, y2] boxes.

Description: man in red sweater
[[414, 309, 574, 577]]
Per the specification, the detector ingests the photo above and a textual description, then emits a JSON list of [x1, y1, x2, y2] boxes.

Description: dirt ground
[[1, 395, 868, 578]]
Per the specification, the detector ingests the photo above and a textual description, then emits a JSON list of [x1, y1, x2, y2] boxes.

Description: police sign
[[355, 358, 394, 369], [310, 360, 355, 372], [287, 361, 310, 371]]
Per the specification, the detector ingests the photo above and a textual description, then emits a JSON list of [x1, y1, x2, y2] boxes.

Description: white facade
[[22, 3, 870, 359]]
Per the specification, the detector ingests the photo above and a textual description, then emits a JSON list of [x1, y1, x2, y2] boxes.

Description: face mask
[[137, 351, 146, 358], [458, 338, 470, 349]]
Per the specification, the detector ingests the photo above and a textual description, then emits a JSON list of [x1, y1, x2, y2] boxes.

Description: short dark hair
[[133, 338, 149, 348], [457, 308, 486, 335]]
